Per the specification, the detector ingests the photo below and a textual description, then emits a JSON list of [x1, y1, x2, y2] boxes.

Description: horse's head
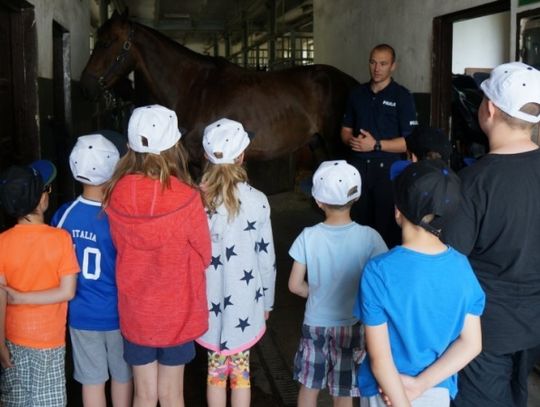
[[80, 10, 137, 100]]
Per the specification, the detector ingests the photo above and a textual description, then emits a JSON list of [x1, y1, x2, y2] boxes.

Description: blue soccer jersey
[[52, 196, 119, 331]]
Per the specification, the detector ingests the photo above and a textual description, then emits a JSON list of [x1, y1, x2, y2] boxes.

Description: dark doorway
[[0, 0, 38, 231], [51, 21, 75, 206]]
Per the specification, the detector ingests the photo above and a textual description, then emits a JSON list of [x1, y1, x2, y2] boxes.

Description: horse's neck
[[134, 25, 214, 107]]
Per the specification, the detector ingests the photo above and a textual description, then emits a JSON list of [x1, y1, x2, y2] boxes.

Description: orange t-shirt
[[0, 224, 80, 349]]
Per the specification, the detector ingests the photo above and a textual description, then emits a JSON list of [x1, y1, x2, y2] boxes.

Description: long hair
[[103, 141, 192, 207], [201, 159, 248, 221]]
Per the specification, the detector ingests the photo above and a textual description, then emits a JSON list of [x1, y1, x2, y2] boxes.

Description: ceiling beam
[[131, 17, 226, 32]]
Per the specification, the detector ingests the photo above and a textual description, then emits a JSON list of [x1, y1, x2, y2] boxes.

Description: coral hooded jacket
[[106, 174, 211, 346]]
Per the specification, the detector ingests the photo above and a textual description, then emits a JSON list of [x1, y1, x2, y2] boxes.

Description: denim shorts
[[123, 338, 195, 366]]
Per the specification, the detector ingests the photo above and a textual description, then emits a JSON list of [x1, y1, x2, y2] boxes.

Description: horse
[[80, 10, 359, 175]]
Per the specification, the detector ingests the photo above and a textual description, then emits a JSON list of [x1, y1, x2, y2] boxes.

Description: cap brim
[[30, 160, 57, 186], [390, 160, 412, 181]]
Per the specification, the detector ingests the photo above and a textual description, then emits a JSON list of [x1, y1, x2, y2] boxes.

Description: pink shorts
[[207, 350, 250, 389]]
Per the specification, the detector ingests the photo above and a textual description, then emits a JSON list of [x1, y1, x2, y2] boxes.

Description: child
[[51, 132, 133, 407], [288, 160, 387, 407], [356, 159, 485, 407], [405, 126, 452, 163], [390, 126, 452, 180], [196, 118, 276, 407], [0, 160, 79, 406], [103, 104, 211, 407], [444, 62, 540, 407]]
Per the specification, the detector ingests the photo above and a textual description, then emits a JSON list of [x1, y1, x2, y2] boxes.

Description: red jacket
[[106, 174, 210, 346]]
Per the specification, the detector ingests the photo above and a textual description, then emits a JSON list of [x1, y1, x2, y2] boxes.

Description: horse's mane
[[131, 20, 236, 70]]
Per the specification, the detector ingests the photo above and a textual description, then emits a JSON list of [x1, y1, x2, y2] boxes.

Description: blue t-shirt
[[342, 80, 418, 159], [52, 196, 119, 331], [354, 246, 485, 398], [289, 222, 387, 327]]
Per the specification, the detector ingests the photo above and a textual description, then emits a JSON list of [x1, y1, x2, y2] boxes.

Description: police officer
[[341, 43, 417, 247]]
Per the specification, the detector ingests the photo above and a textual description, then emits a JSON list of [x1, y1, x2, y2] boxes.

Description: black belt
[[359, 156, 397, 167]]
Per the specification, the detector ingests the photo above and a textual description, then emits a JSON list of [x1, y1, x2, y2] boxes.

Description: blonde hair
[[321, 197, 357, 211], [201, 159, 248, 221], [103, 141, 192, 206], [496, 102, 540, 131]]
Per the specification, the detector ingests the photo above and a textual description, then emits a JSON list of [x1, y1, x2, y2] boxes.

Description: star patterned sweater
[[197, 182, 276, 355]]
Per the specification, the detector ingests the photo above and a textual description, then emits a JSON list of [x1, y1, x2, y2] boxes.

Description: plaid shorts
[[293, 324, 363, 397], [0, 340, 66, 407], [207, 350, 250, 389]]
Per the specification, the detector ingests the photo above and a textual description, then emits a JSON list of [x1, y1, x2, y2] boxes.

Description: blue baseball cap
[[389, 159, 412, 181], [30, 159, 57, 187]]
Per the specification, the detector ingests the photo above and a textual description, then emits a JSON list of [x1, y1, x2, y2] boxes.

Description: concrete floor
[[251, 190, 540, 407], [66, 190, 540, 406]]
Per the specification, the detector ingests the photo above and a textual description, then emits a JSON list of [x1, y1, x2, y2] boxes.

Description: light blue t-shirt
[[289, 222, 387, 327], [355, 246, 485, 398]]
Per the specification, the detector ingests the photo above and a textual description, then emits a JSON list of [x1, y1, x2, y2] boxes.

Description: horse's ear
[[110, 8, 128, 21]]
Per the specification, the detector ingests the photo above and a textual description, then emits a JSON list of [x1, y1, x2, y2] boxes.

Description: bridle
[[97, 23, 135, 89]]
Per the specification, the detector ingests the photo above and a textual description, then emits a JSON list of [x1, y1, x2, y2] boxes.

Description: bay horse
[[80, 10, 359, 173]]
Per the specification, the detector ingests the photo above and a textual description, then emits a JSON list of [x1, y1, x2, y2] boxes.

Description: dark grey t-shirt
[[444, 148, 540, 354]]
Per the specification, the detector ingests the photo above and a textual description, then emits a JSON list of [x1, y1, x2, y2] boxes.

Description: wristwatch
[[374, 140, 382, 152]]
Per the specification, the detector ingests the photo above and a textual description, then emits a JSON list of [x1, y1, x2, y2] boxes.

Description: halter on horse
[[80, 10, 359, 170]]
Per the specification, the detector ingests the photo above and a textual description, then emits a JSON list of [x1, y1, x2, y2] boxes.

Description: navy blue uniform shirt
[[342, 80, 417, 159]]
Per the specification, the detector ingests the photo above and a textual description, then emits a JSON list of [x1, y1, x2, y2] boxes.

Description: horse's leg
[[308, 133, 331, 165]]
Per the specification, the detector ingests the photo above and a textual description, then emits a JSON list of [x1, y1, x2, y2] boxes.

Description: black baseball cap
[[0, 160, 57, 218], [393, 159, 461, 236], [406, 126, 452, 162]]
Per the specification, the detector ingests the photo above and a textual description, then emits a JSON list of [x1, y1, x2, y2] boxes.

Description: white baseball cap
[[481, 62, 540, 123], [128, 105, 182, 154], [312, 160, 361, 205], [203, 118, 251, 164], [70, 134, 120, 185]]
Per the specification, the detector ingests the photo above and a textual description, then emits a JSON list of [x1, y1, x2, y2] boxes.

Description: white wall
[[452, 12, 510, 73], [313, 0, 498, 93], [27, 0, 90, 80], [512, 0, 540, 59]]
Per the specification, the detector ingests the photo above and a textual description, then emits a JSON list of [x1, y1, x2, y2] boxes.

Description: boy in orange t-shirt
[[0, 160, 79, 407]]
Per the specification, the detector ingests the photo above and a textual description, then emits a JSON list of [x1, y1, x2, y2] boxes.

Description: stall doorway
[[431, 1, 509, 135]]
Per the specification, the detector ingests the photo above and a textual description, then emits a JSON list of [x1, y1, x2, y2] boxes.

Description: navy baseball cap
[[0, 160, 57, 218], [98, 129, 128, 156], [393, 159, 461, 236]]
